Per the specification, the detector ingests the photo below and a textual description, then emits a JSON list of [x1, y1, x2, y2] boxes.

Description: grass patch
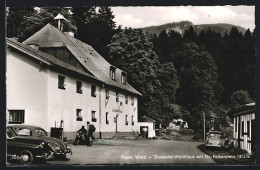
[[197, 144, 255, 164]]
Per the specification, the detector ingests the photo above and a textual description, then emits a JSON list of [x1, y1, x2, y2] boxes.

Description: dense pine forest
[[6, 7, 255, 137]]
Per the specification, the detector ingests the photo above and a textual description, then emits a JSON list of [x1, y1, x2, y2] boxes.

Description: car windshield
[[6, 127, 18, 138], [208, 133, 223, 138]]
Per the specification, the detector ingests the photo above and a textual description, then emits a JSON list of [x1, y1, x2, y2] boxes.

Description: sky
[[111, 6, 255, 31]]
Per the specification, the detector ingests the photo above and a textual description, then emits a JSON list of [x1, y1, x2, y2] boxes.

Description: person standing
[[86, 121, 90, 133]]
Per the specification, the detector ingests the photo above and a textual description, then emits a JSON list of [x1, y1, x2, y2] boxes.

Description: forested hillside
[[6, 7, 255, 138], [142, 21, 247, 36]]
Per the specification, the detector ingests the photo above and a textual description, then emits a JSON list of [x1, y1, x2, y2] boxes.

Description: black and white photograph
[[5, 4, 256, 165]]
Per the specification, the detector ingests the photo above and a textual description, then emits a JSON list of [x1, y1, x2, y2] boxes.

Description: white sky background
[[111, 6, 255, 31]]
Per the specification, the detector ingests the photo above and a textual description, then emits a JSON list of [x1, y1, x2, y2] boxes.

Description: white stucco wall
[[102, 91, 138, 133], [46, 71, 139, 134], [137, 122, 156, 138], [6, 47, 49, 129], [6, 47, 139, 140], [46, 70, 100, 133]]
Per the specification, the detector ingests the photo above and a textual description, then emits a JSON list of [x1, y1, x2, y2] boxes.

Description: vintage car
[[205, 131, 233, 148], [7, 126, 53, 165], [9, 125, 72, 159]]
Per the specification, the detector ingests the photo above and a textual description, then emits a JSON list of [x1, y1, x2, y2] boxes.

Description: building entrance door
[[140, 126, 148, 139], [114, 114, 119, 132]]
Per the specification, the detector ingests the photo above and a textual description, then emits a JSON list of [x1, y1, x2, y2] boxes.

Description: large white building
[[6, 21, 141, 140]]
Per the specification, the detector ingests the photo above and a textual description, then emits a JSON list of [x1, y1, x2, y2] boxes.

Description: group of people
[[77, 121, 95, 136], [75, 122, 96, 146]]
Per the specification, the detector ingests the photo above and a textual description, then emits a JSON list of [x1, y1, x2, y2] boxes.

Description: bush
[[192, 134, 203, 141]]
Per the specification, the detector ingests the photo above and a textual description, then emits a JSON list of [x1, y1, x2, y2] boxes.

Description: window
[[235, 117, 237, 132], [106, 112, 109, 124], [76, 109, 82, 121], [242, 121, 244, 136], [247, 121, 250, 137], [58, 75, 66, 89], [125, 95, 128, 104], [92, 111, 96, 122], [17, 129, 32, 136], [91, 85, 96, 97], [116, 92, 119, 102], [110, 66, 116, 80], [121, 72, 127, 84], [106, 89, 109, 100], [8, 110, 24, 124], [132, 116, 134, 125], [131, 97, 134, 106], [76, 81, 83, 94], [7, 127, 17, 138], [125, 115, 128, 125], [34, 129, 47, 137]]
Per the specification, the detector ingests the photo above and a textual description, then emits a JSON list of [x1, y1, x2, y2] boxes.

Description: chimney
[[54, 13, 67, 31]]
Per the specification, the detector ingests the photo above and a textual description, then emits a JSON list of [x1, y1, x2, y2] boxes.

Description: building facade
[[228, 103, 255, 154], [137, 116, 156, 138], [6, 22, 141, 140]]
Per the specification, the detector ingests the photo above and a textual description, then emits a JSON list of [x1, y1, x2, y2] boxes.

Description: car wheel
[[19, 150, 34, 165]]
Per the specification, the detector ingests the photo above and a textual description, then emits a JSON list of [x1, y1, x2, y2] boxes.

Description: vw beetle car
[[205, 131, 233, 148], [7, 126, 53, 165], [9, 125, 72, 159]]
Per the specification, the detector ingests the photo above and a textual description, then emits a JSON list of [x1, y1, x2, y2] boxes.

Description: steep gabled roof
[[7, 38, 97, 81], [23, 24, 141, 96]]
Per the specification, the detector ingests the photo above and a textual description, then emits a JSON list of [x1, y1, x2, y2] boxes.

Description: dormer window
[[121, 72, 127, 84], [110, 66, 116, 80]]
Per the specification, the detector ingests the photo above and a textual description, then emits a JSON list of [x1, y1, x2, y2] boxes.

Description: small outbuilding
[[137, 115, 156, 138], [228, 102, 255, 154], [168, 118, 188, 131]]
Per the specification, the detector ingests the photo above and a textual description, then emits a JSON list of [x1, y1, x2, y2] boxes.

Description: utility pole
[[203, 111, 206, 141]]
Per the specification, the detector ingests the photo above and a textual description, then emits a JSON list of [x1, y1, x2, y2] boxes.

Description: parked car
[[7, 126, 53, 165], [205, 131, 233, 148], [9, 125, 72, 159]]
